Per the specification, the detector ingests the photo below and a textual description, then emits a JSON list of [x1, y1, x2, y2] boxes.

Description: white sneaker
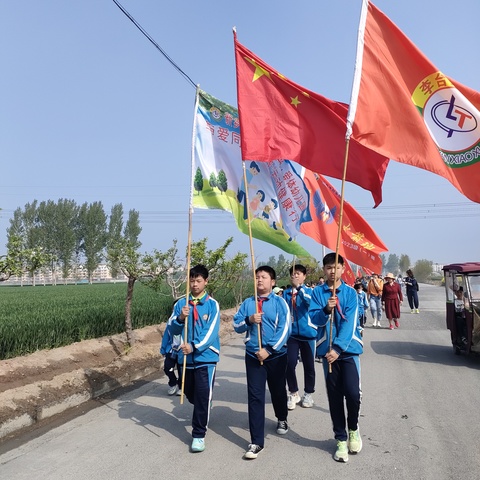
[[301, 393, 314, 408], [167, 385, 178, 395], [372, 320, 377, 327], [287, 392, 301, 410], [377, 322, 381, 328]]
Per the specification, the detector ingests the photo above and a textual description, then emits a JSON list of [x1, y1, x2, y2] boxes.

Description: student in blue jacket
[[160, 314, 182, 396], [233, 265, 291, 460], [310, 253, 363, 463], [283, 264, 317, 410], [170, 265, 220, 454]]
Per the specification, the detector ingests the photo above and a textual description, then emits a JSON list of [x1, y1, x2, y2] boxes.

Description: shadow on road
[[370, 340, 480, 369]]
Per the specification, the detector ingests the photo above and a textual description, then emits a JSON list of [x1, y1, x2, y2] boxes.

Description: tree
[[208, 172, 217, 190], [190, 237, 248, 298], [399, 254, 411, 274], [379, 254, 387, 274], [217, 170, 228, 194], [0, 236, 24, 282], [107, 203, 124, 280], [385, 253, 399, 274], [78, 202, 107, 283], [36, 199, 78, 284], [413, 259, 433, 283], [107, 210, 173, 347], [194, 167, 203, 194], [1, 235, 51, 284]]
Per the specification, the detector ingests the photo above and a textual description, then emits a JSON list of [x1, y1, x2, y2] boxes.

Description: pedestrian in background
[[404, 269, 420, 313], [367, 273, 384, 327], [382, 273, 403, 329]]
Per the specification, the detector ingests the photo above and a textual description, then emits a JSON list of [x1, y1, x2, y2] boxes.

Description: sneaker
[[287, 392, 301, 410], [411, 309, 415, 313], [301, 393, 314, 408], [167, 385, 178, 395], [372, 320, 377, 327], [376, 322, 381, 328], [244, 444, 263, 459], [191, 438, 205, 453], [389, 324, 394, 330], [176, 386, 182, 396], [276, 420, 289, 435], [348, 429, 363, 453], [394, 320, 399, 328], [415, 309, 420, 314], [334, 440, 349, 462]]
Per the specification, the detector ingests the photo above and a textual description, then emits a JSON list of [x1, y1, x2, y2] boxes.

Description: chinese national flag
[[348, 1, 480, 203], [300, 170, 387, 273], [234, 34, 389, 207]]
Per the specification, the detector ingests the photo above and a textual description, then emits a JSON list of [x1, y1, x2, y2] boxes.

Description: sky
[[1, 0, 479, 268]]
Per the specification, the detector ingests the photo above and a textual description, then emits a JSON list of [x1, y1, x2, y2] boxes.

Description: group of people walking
[[160, 259, 420, 463], [362, 269, 420, 330], [161, 254, 363, 463]]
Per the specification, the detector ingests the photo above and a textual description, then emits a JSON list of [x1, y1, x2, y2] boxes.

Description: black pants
[[245, 353, 288, 447], [182, 364, 216, 438], [163, 352, 181, 388], [322, 356, 361, 441], [286, 337, 316, 394], [407, 289, 419, 309]]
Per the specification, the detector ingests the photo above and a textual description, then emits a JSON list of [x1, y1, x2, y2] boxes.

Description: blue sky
[[1, 0, 479, 267]]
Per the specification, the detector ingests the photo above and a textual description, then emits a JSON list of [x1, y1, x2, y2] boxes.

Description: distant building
[[4, 264, 127, 286]]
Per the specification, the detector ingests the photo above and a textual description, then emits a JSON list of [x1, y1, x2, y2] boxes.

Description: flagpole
[[328, 139, 351, 373], [241, 161, 263, 363], [180, 85, 201, 404]]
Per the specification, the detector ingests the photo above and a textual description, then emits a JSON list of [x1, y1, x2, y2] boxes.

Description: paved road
[[1, 284, 480, 479]]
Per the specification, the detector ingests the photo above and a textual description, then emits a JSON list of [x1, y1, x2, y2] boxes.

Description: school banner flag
[[342, 260, 356, 286], [193, 90, 311, 257], [300, 171, 387, 273], [347, 1, 480, 204], [234, 33, 390, 207]]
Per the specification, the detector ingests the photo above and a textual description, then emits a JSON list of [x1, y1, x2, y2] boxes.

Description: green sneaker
[[348, 428, 363, 453], [334, 440, 349, 462], [191, 437, 205, 453]]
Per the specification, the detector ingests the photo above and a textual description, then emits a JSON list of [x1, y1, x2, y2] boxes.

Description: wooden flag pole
[[241, 161, 263, 364], [328, 137, 351, 373], [180, 86, 200, 403]]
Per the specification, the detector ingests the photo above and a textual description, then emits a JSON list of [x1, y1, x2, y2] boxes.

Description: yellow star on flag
[[244, 56, 273, 82], [291, 96, 301, 108]]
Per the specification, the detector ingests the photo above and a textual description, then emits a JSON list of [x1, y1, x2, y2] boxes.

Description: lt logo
[[412, 71, 480, 167]]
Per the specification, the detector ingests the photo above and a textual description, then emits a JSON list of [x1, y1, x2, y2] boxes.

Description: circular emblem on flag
[[412, 72, 480, 168]]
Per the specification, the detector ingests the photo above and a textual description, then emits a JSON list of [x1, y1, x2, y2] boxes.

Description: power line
[[111, 0, 196, 89]]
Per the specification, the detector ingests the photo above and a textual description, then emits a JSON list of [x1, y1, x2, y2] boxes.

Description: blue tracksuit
[[170, 293, 220, 439], [233, 292, 291, 447], [310, 281, 363, 441], [283, 285, 317, 395]]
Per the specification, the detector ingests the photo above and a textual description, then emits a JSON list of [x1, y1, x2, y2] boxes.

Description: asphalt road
[[1, 284, 480, 480]]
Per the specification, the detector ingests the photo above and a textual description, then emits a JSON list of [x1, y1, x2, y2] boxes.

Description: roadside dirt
[[0, 308, 237, 439]]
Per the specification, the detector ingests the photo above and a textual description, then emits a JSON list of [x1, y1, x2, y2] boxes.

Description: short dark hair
[[255, 265, 276, 280], [322, 252, 344, 266], [190, 264, 209, 280], [289, 264, 307, 275], [354, 283, 363, 290]]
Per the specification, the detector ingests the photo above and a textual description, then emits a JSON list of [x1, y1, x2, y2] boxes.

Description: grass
[[0, 281, 243, 360]]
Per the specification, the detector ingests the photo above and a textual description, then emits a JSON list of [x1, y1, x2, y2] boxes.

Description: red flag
[[234, 34, 389, 207], [342, 261, 356, 286], [348, 1, 480, 203], [300, 170, 387, 273]]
